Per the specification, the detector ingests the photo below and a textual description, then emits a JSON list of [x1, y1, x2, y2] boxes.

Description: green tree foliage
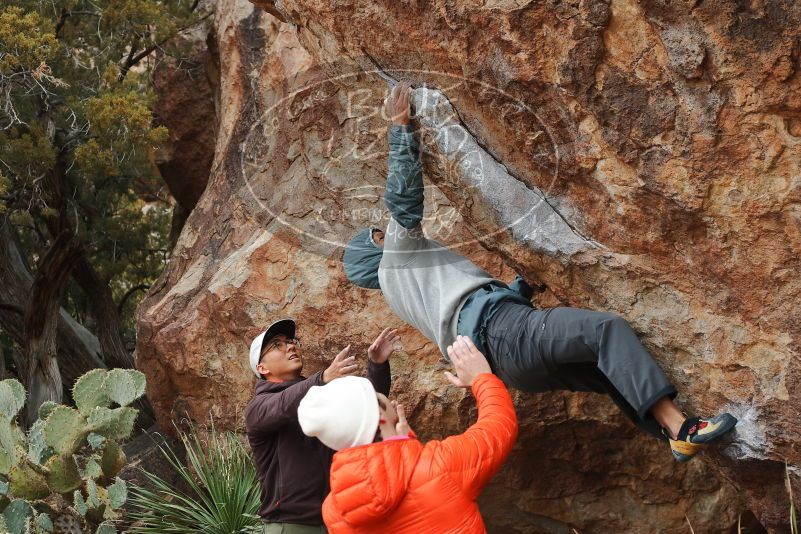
[[0, 0, 210, 359]]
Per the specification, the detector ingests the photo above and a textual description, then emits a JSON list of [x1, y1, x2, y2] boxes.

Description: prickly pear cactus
[[0, 379, 26, 477], [0, 379, 25, 420], [72, 370, 111, 417], [104, 369, 145, 408], [45, 455, 82, 494], [37, 402, 57, 421], [2, 499, 33, 533], [0, 414, 24, 475], [0, 370, 146, 534], [87, 407, 138, 441], [43, 407, 88, 456], [27, 420, 51, 466], [99, 442, 125, 480], [8, 458, 48, 500], [32, 511, 54, 533], [94, 520, 116, 534]]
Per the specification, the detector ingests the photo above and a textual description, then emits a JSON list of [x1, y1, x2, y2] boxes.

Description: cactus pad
[[0, 445, 11, 476], [33, 513, 53, 533], [104, 370, 146, 407], [43, 407, 88, 456], [27, 419, 53, 466], [2, 499, 33, 534], [95, 521, 116, 534], [0, 448, 9, 476], [87, 407, 137, 441], [73, 490, 87, 517], [44, 455, 81, 494], [9, 460, 48, 500], [0, 379, 25, 420], [37, 402, 58, 421], [106, 478, 126, 510], [72, 370, 111, 416], [1, 414, 25, 474], [84, 456, 103, 480], [84, 479, 111, 523], [86, 433, 106, 450], [85, 479, 100, 509], [100, 442, 125, 479]]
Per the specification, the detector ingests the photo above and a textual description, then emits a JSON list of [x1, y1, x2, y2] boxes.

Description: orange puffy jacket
[[322, 373, 518, 533]]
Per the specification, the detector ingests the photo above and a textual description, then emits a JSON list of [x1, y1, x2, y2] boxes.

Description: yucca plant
[[127, 427, 262, 534]]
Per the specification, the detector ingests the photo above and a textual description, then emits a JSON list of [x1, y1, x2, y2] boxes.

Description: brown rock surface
[[152, 10, 220, 239], [137, 0, 800, 531]]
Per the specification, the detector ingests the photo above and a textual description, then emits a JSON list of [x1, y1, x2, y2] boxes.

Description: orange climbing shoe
[[668, 413, 738, 462]]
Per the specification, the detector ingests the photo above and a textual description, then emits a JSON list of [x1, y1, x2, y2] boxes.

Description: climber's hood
[[343, 228, 383, 289]]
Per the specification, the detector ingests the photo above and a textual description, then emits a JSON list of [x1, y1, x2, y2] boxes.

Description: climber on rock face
[[244, 319, 398, 533], [342, 81, 737, 462], [298, 335, 518, 534]]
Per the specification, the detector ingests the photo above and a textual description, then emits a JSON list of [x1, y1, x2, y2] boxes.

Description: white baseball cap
[[298, 376, 380, 451], [248, 319, 296, 378]]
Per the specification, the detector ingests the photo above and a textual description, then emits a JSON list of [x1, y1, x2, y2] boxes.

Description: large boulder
[[137, 0, 800, 531]]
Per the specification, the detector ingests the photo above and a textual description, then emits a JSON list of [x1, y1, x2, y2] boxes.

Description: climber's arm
[[385, 125, 423, 229], [384, 81, 424, 230]]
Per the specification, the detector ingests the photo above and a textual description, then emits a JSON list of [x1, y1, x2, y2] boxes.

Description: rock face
[[152, 12, 220, 240], [137, 0, 800, 531]]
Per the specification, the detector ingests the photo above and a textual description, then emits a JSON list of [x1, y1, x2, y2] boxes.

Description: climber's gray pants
[[485, 303, 676, 439]]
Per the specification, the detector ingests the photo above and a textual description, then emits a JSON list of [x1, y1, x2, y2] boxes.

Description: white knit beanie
[[298, 376, 379, 451]]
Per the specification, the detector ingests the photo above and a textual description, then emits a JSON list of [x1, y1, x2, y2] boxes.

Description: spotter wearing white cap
[[297, 376, 380, 451], [248, 319, 296, 378]]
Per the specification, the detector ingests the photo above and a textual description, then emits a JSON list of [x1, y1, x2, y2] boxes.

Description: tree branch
[[54, 9, 69, 37], [22, 230, 81, 425], [117, 11, 215, 82], [119, 35, 143, 82], [0, 302, 24, 316], [117, 284, 150, 315], [25, 231, 81, 338]]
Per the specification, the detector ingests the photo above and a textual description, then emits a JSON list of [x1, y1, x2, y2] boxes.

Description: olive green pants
[[262, 523, 327, 534]]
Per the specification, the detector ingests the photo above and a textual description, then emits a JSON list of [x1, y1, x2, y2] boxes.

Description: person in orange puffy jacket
[[296, 335, 518, 534]]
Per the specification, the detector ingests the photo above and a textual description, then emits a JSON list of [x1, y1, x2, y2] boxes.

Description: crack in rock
[[362, 53, 600, 256], [411, 86, 599, 257]]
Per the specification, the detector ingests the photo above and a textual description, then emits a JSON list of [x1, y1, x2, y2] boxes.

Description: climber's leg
[[545, 362, 667, 439], [485, 302, 737, 459], [485, 303, 676, 424], [648, 396, 686, 438], [484, 303, 563, 392], [552, 363, 738, 461]]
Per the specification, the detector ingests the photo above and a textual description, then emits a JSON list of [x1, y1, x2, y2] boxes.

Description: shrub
[[127, 426, 261, 534]]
